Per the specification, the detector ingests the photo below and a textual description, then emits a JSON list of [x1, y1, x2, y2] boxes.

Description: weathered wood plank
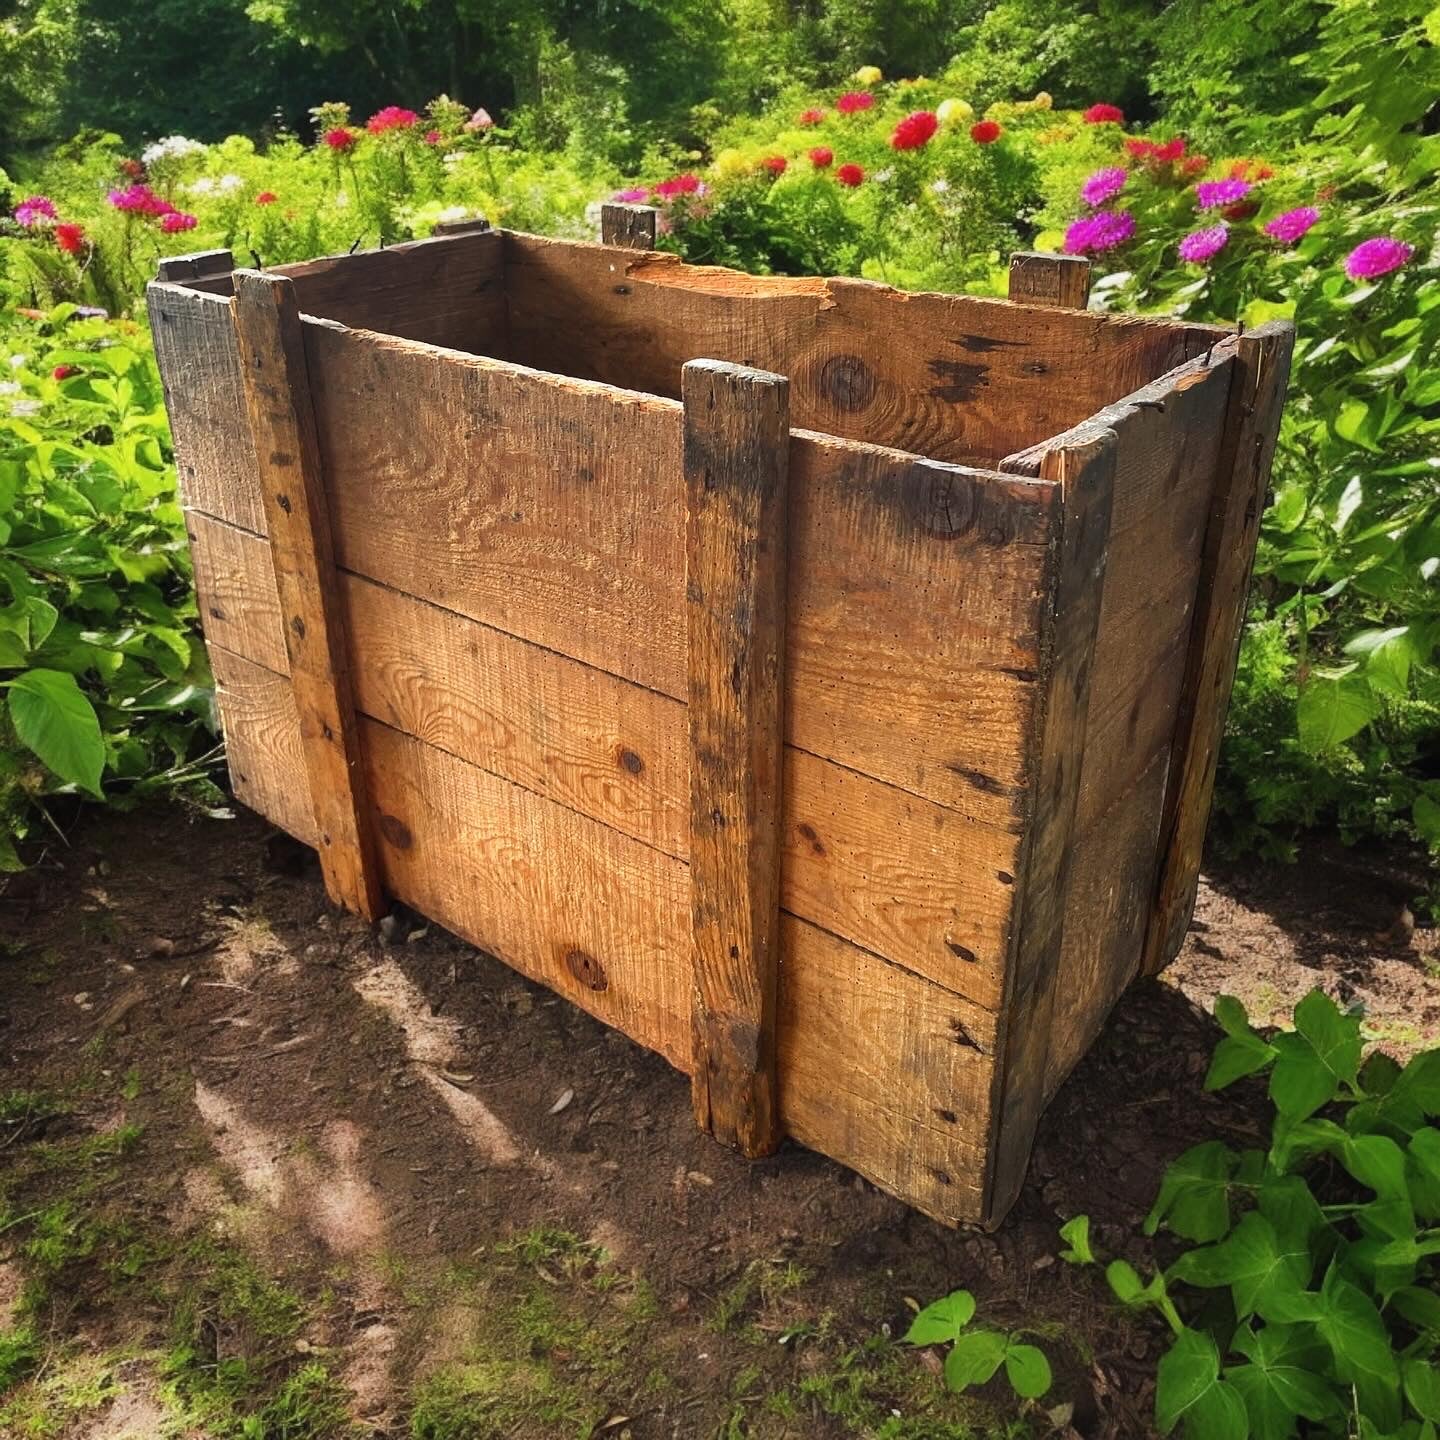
[[430, 215, 491, 237], [1007, 252, 1091, 309], [502, 231, 1222, 465], [232, 270, 383, 920], [684, 360, 789, 1157], [1143, 322, 1295, 975], [983, 433, 1115, 1227], [601, 203, 658, 249], [178, 520, 1020, 1007], [157, 249, 234, 284]]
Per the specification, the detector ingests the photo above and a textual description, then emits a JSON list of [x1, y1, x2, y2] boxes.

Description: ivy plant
[[1064, 990, 1440, 1439]]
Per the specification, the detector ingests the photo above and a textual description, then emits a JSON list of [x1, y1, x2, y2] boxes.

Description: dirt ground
[[1, 805, 1436, 1439]]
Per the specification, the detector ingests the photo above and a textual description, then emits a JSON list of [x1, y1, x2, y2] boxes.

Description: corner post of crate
[[156, 249, 235, 284], [1007, 252, 1092, 309], [983, 431, 1117, 1228], [230, 268, 386, 923], [1141, 321, 1296, 976], [601, 202, 659, 250], [683, 359, 790, 1159]]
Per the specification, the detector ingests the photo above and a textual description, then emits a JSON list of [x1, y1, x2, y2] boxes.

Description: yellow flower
[[713, 148, 749, 179], [936, 98, 974, 126], [853, 64, 883, 86], [1032, 91, 1053, 110]]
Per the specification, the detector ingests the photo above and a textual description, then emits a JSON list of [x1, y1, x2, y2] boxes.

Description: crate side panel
[[302, 324, 1057, 830], [148, 283, 263, 534], [502, 232, 1220, 465], [187, 518, 1017, 1009]]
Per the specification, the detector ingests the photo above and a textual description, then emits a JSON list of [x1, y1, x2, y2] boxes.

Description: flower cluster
[[1194, 178, 1252, 209], [1345, 236, 1414, 280], [836, 91, 874, 116], [367, 105, 419, 134], [1083, 103, 1124, 125], [140, 135, 206, 167], [891, 110, 939, 150], [14, 196, 58, 228], [1080, 168, 1127, 207], [1063, 210, 1136, 255], [108, 182, 198, 233]]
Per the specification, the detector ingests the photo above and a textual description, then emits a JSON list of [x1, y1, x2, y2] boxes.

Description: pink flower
[[108, 183, 173, 216], [1195, 178, 1252, 209], [1178, 223, 1229, 264], [424, 129, 441, 144], [1080, 167, 1127, 207], [798, 107, 826, 126], [367, 105, 419, 134], [808, 146, 834, 168], [1344, 236, 1413, 281], [52, 365, 79, 380], [835, 162, 865, 187], [323, 127, 356, 151], [969, 119, 1002, 145], [892, 112, 940, 149], [463, 108, 494, 132], [836, 91, 874, 115], [1063, 209, 1136, 255], [1083, 103, 1124, 124], [612, 187, 650, 203], [1261, 207, 1319, 246], [254, 191, 277, 205], [160, 211, 198, 233], [652, 173, 702, 199], [54, 223, 86, 254], [14, 195, 58, 227]]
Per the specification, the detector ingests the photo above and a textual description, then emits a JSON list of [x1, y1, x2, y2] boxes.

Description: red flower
[[1125, 138, 1155, 160], [160, 211, 198, 233], [652, 173, 702, 199], [54, 223, 86, 255], [1222, 200, 1260, 221], [254, 191, 277, 205], [367, 105, 419, 134], [1153, 138, 1186, 164], [835, 163, 865, 187], [324, 127, 356, 151], [119, 158, 145, 179], [969, 119, 1002, 145], [809, 146, 834, 168], [892, 111, 940, 150], [836, 90, 874, 115], [52, 364, 78, 381], [1083, 103, 1124, 125], [424, 129, 442, 144], [761, 155, 787, 175], [798, 107, 827, 126], [1181, 155, 1209, 177]]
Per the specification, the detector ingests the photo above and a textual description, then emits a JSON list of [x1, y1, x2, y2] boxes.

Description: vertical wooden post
[[683, 359, 790, 1158], [601, 203, 659, 250], [1142, 322, 1295, 975], [984, 432, 1115, 1227], [1008, 252, 1092, 309], [231, 269, 386, 922], [430, 215, 492, 238], [157, 250, 235, 284]]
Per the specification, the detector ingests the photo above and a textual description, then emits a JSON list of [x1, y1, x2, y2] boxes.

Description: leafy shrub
[[1064, 991, 1440, 1438]]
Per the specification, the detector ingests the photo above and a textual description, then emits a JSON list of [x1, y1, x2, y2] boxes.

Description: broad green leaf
[[1315, 1265, 1400, 1427], [1396, 1053, 1440, 1115], [1004, 1343, 1051, 1400], [1297, 672, 1379, 751], [1269, 1034, 1339, 1124], [904, 1290, 975, 1346], [1393, 1285, 1440, 1337], [1209, 1032, 1278, 1090], [6, 669, 105, 797], [1169, 1212, 1311, 1321], [1407, 1361, 1440, 1424], [1146, 1141, 1235, 1242], [1229, 1324, 1337, 1440], [1343, 626, 1412, 697], [1105, 1260, 1145, 1304], [1341, 1134, 1410, 1202], [1156, 1329, 1248, 1439], [1294, 991, 1362, 1088], [1058, 1215, 1095, 1265], [944, 1329, 1007, 1391]]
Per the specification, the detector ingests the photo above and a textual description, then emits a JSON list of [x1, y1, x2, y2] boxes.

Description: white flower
[[8, 354, 26, 370], [10, 400, 40, 417], [0, 381, 19, 395], [218, 173, 244, 193], [873, 167, 895, 184], [186, 177, 216, 196], [442, 151, 465, 169], [142, 135, 207, 165], [930, 178, 950, 194], [334, 190, 350, 209], [435, 206, 471, 223]]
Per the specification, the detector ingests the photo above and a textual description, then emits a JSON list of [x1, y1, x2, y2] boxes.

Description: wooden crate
[[147, 214, 1292, 1228]]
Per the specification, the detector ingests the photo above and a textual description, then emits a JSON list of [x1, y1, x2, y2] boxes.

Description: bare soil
[[0, 805, 1435, 1439]]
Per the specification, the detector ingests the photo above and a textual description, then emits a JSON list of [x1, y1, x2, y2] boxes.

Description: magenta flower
[[1178, 223, 1229, 264], [1344, 236, 1414, 281], [1263, 206, 1319, 246], [612, 187, 650, 203], [1062, 209, 1136, 255], [160, 211, 198, 233], [14, 195, 58, 227], [1194, 179, 1252, 210], [1080, 167, 1127, 207]]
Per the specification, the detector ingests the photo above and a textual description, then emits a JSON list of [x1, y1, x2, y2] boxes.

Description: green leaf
[[1004, 1343, 1052, 1400], [1058, 1215, 1095, 1265], [1269, 1035, 1338, 1124], [904, 1290, 976, 1346], [1314, 1264, 1400, 1427], [1393, 1285, 1440, 1337], [943, 1330, 1008, 1391], [1396, 1053, 1440, 1114], [1297, 672, 1379, 751], [1156, 1329, 1248, 1439], [1294, 991, 1362, 1089], [1209, 1032, 1279, 1090], [1146, 1141, 1235, 1242], [1229, 1324, 1336, 1439], [1406, 1361, 1440, 1424], [1105, 1259, 1145, 1304], [1341, 1134, 1410, 1202], [1169, 1212, 1312, 1322], [5, 669, 105, 798]]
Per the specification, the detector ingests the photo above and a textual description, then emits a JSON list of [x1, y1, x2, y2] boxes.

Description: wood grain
[[182, 517, 1018, 1008], [157, 249, 234, 284], [1007, 252, 1091, 309], [232, 269, 384, 920], [1142, 322, 1295, 975], [684, 360, 789, 1156], [983, 433, 1115, 1228], [601, 203, 658, 249]]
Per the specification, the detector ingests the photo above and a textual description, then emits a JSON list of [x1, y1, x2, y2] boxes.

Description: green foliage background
[[0, 0, 1437, 877]]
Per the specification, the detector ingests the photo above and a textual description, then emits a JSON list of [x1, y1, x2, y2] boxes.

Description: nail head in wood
[[683, 358, 790, 1159], [1008, 252, 1092, 310]]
